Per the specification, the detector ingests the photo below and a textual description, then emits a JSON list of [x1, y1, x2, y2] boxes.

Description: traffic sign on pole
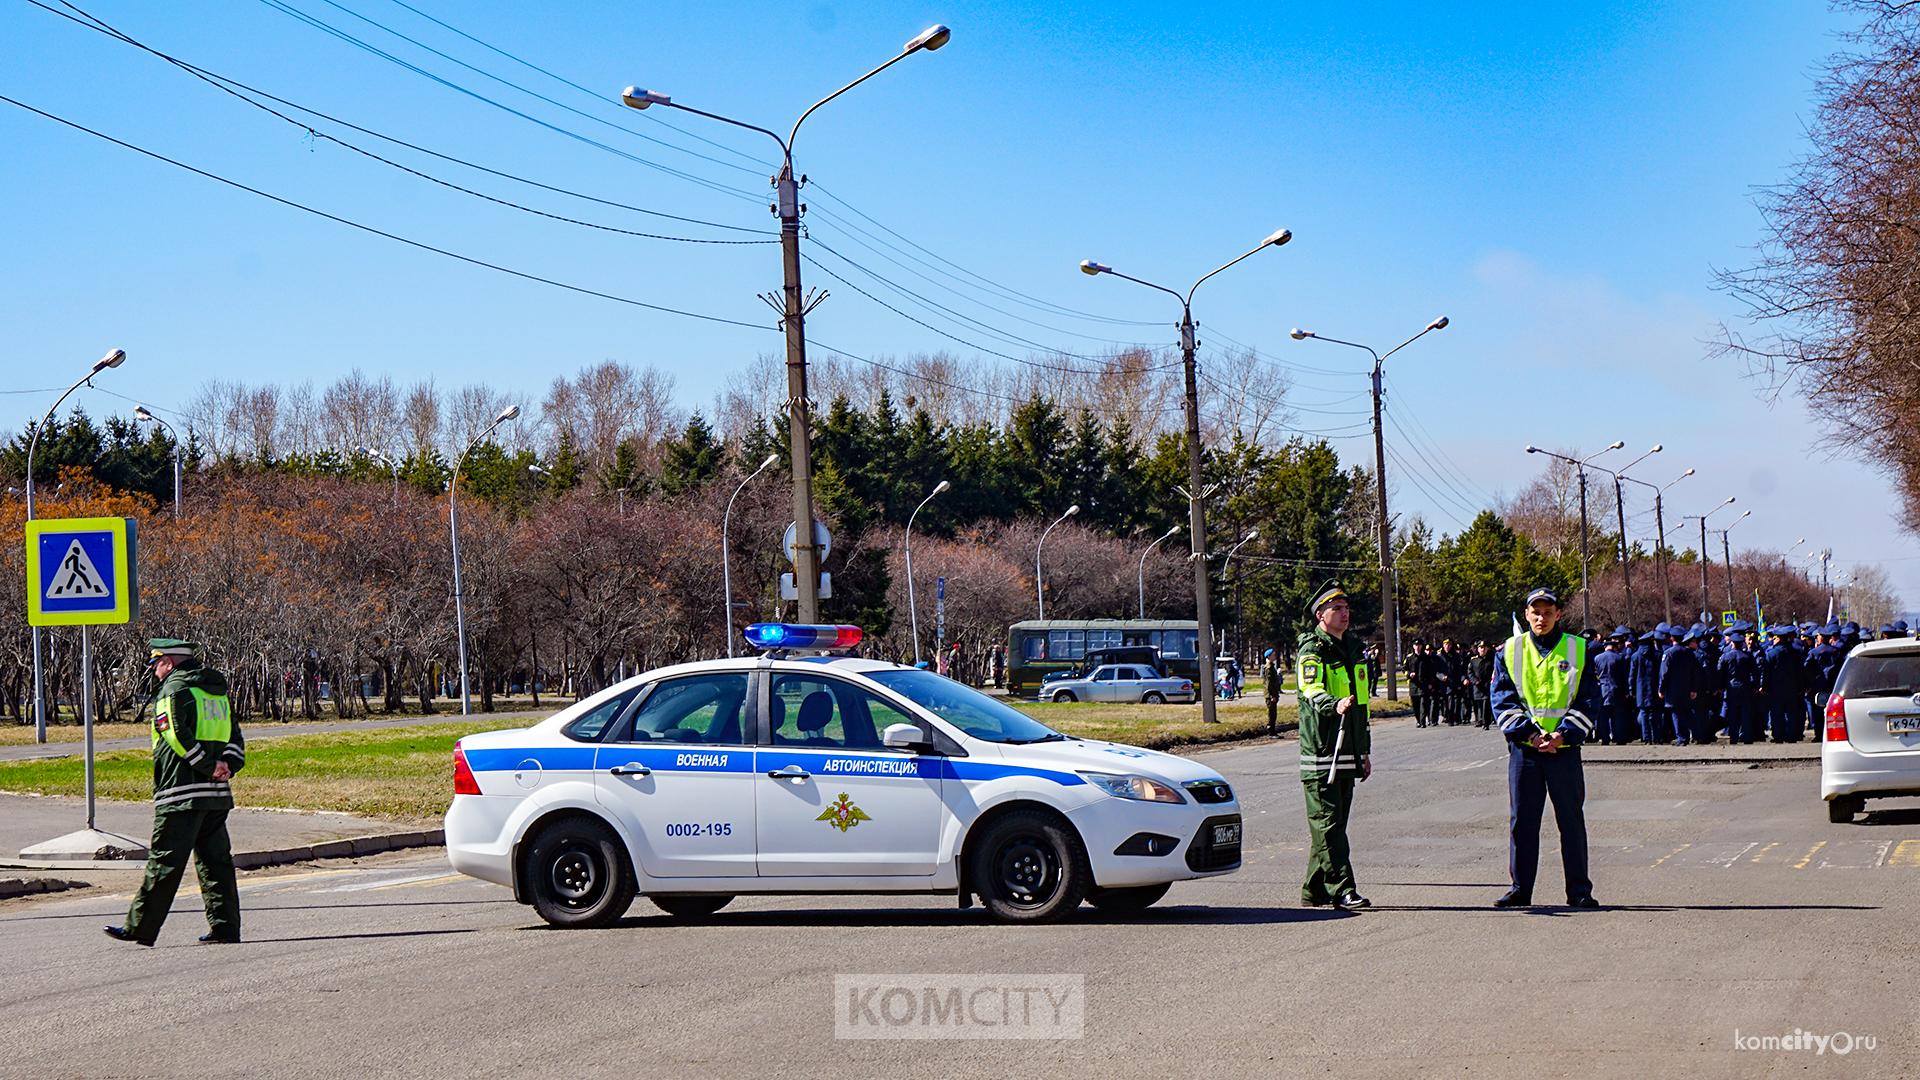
[[26, 517, 138, 626]]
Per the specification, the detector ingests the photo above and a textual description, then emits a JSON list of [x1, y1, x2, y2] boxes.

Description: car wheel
[[524, 816, 635, 929], [1053, 690, 1077, 703], [969, 810, 1089, 923], [1827, 797, 1862, 824], [1143, 691, 1166, 704], [649, 894, 733, 918], [1086, 882, 1171, 913]]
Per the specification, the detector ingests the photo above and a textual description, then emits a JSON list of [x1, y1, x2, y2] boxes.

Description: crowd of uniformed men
[[1403, 618, 1900, 745]]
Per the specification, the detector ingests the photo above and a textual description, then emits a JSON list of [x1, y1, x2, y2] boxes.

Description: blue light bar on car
[[743, 623, 864, 651]]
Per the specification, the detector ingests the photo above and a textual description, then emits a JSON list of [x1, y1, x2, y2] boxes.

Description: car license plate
[[1889, 715, 1920, 734], [1212, 822, 1241, 846]]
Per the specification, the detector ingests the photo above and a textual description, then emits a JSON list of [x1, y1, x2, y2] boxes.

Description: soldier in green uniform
[[1296, 581, 1373, 909], [105, 639, 246, 946]]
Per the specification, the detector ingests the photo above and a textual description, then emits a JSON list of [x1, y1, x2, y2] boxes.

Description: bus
[[1006, 619, 1200, 697]]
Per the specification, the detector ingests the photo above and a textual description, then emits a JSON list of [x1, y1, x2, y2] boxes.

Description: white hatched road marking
[[317, 871, 457, 893]]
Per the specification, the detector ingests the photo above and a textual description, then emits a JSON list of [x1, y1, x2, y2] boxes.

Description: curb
[[1586, 757, 1818, 768], [0, 877, 91, 901], [231, 829, 445, 870]]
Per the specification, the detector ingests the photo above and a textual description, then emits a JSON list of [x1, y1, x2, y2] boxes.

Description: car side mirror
[[882, 723, 930, 751]]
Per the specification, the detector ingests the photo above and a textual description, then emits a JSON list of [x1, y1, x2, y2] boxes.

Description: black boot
[[103, 925, 155, 947], [1492, 890, 1532, 908]]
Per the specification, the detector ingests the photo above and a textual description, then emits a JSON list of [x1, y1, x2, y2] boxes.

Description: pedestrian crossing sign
[[25, 517, 138, 626]]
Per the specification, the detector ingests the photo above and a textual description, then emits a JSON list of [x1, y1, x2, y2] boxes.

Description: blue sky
[[3, 1, 1908, 602]]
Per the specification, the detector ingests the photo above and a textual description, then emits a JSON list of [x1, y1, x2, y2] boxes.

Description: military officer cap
[[1897, 620, 1911, 633], [1820, 622, 1841, 636], [1880, 623, 1898, 636], [1524, 587, 1560, 607], [1681, 626, 1703, 643], [1610, 625, 1633, 640], [147, 638, 198, 664], [1308, 580, 1349, 616]]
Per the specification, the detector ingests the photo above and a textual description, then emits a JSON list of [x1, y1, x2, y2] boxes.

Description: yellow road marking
[[1748, 841, 1780, 863], [1649, 843, 1690, 867], [1793, 840, 1827, 870], [1888, 840, 1920, 868]]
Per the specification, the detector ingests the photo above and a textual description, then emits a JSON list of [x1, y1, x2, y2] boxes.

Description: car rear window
[[1835, 652, 1920, 698]]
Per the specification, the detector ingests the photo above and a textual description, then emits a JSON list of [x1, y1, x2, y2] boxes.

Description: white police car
[[446, 624, 1243, 927]]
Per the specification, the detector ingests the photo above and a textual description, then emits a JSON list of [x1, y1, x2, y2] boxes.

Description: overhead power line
[[0, 94, 775, 331]]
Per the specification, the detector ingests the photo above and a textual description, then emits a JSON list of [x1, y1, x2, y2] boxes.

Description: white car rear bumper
[[1821, 740, 1920, 800]]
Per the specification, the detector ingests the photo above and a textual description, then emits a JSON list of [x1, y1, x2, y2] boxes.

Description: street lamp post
[[904, 479, 951, 664], [1291, 316, 1449, 700], [1223, 528, 1258, 660], [357, 445, 402, 507], [1680, 496, 1738, 625], [132, 405, 182, 519], [624, 24, 949, 622], [722, 453, 781, 657], [1716, 509, 1752, 611], [1618, 468, 1690, 626], [1525, 441, 1624, 630], [1137, 525, 1181, 620], [1590, 444, 1660, 624], [450, 404, 520, 716], [1034, 504, 1080, 619], [27, 348, 126, 744], [1081, 228, 1293, 723]]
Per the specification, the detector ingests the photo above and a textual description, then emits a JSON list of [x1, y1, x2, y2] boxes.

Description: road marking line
[[318, 872, 452, 893], [1718, 842, 1760, 868], [366, 873, 465, 892], [1650, 844, 1690, 867], [1748, 841, 1780, 863], [1873, 840, 1894, 869], [1888, 839, 1920, 868], [1793, 841, 1826, 870]]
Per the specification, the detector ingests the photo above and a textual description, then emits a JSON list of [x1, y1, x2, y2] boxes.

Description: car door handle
[[767, 765, 811, 780], [609, 763, 652, 777]]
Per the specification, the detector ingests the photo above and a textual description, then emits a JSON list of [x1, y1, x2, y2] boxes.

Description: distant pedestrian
[[1469, 640, 1495, 728], [1262, 648, 1281, 735], [106, 639, 247, 947]]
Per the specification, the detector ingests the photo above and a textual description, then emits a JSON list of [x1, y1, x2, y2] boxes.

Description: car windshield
[[866, 669, 1066, 744], [1836, 653, 1920, 698]]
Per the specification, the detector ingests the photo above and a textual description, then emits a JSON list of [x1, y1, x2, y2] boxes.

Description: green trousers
[[125, 805, 240, 943], [1301, 778, 1358, 903]]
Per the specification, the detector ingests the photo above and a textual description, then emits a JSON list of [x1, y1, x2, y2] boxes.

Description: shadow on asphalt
[[547, 904, 1359, 931], [240, 928, 484, 943], [1368, 903, 1880, 915], [1, 898, 511, 923], [1856, 807, 1920, 826]]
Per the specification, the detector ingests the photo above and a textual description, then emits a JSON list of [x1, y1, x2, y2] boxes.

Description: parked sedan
[[1046, 664, 1196, 704]]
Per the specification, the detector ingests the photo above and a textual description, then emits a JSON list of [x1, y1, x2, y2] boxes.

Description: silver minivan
[[1821, 638, 1920, 822]]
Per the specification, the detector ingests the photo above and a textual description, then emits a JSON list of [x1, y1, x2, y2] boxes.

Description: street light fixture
[[357, 445, 402, 507], [26, 348, 125, 745], [1137, 525, 1181, 620], [1715, 509, 1753, 611], [905, 479, 952, 664], [450, 404, 520, 716], [1618, 463, 1691, 624], [1224, 529, 1259, 660], [721, 453, 782, 657], [1524, 440, 1624, 630], [1035, 504, 1080, 619], [133, 405, 183, 520], [1591, 444, 1661, 623], [1291, 315, 1450, 699], [623, 23, 950, 623], [1080, 228, 1292, 723]]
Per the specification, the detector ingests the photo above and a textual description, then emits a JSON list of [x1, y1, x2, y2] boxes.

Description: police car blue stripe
[[467, 744, 1088, 787]]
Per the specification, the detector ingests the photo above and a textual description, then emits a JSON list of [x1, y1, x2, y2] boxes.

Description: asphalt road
[[2, 720, 1914, 1079]]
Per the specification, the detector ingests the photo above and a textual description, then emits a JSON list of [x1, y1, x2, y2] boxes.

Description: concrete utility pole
[[1291, 317, 1450, 700], [1081, 229, 1293, 723], [624, 24, 950, 621], [1588, 445, 1659, 625], [1680, 496, 1736, 626]]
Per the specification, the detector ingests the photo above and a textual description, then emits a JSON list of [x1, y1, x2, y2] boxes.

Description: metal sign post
[[21, 517, 146, 860]]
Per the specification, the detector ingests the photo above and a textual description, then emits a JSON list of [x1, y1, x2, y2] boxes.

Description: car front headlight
[[1079, 771, 1186, 803]]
